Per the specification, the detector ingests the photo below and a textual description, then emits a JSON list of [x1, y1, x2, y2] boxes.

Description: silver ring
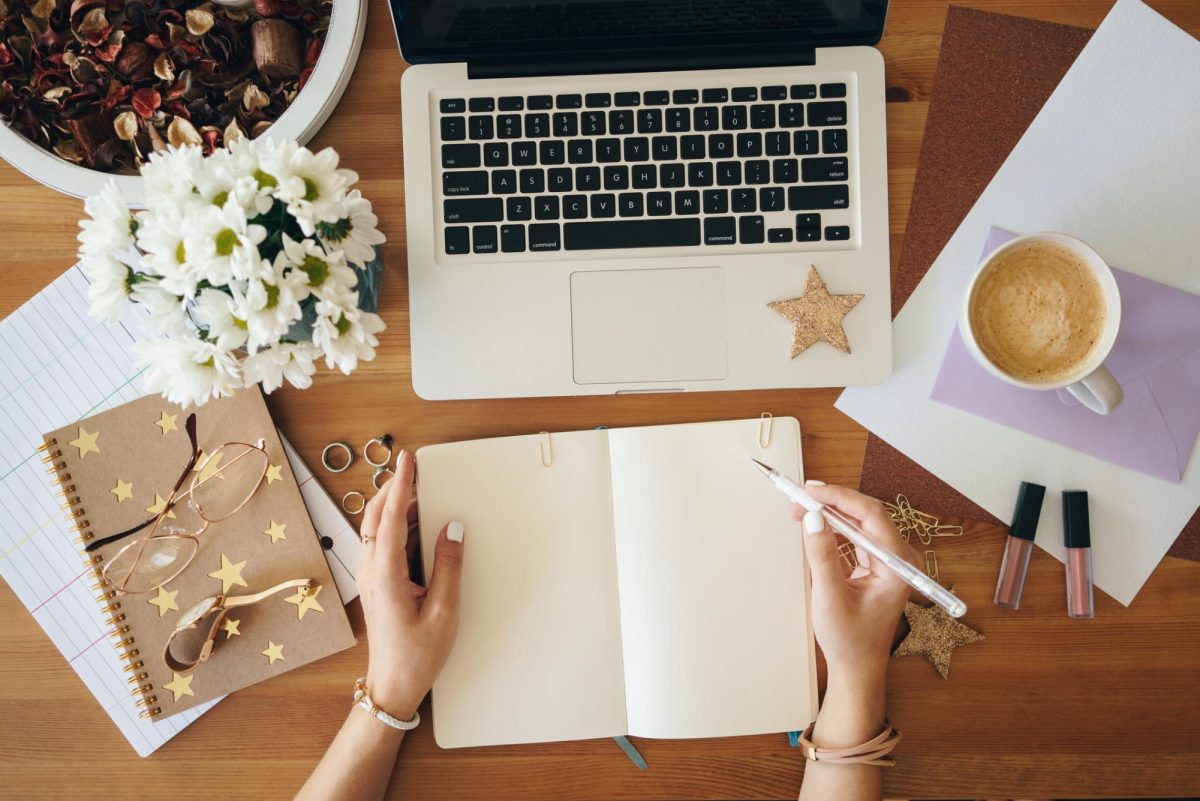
[[364, 435, 393, 468], [341, 491, 366, 515], [323, 442, 353, 473], [372, 467, 394, 490]]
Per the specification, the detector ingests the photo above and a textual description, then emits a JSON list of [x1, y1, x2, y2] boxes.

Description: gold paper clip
[[837, 541, 858, 573], [924, 549, 940, 584], [539, 431, 553, 468], [758, 413, 774, 448]]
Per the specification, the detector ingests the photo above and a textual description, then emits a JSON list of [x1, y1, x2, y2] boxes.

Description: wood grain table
[[2, 1, 1199, 798]]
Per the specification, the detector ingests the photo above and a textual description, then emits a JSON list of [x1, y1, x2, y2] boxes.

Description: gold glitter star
[[147, 585, 180, 617], [265, 463, 283, 485], [893, 592, 983, 679], [263, 521, 287, 544], [223, 618, 241, 639], [284, 584, 324, 620], [194, 450, 225, 485], [208, 554, 248, 594], [154, 412, 178, 435], [261, 641, 285, 665], [145, 494, 177, 520], [110, 479, 134, 503], [768, 265, 864, 356], [163, 671, 194, 702], [68, 427, 101, 459]]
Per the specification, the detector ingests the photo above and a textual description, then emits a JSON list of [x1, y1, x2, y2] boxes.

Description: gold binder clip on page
[[758, 413, 774, 449], [539, 431, 553, 468]]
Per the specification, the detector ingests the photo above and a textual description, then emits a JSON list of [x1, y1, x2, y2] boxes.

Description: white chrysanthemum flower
[[130, 282, 189, 337], [261, 140, 357, 236], [77, 181, 134, 259], [135, 208, 202, 296], [135, 335, 242, 408], [317, 189, 386, 266], [192, 288, 250, 352], [236, 258, 309, 351], [194, 145, 274, 216], [182, 203, 268, 286], [80, 253, 134, 324], [141, 145, 206, 210], [277, 234, 358, 296], [242, 341, 319, 393], [311, 290, 386, 375]]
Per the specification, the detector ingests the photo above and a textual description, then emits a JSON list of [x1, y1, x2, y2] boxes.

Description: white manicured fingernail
[[803, 510, 825, 536], [447, 520, 465, 543], [805, 479, 826, 486]]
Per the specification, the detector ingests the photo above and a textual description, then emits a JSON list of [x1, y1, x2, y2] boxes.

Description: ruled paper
[[0, 265, 361, 756]]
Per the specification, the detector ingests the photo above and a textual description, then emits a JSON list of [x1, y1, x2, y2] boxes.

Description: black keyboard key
[[822, 129, 848, 154], [524, 114, 550, 138], [468, 97, 494, 112], [548, 167, 573, 192], [708, 133, 733, 159], [739, 215, 765, 244], [796, 213, 821, 229], [794, 130, 818, 155], [528, 95, 553, 110], [472, 224, 497, 252], [539, 140, 565, 165], [760, 186, 785, 212], [672, 89, 699, 104], [535, 195, 559, 220], [512, 142, 537, 165], [780, 103, 804, 127], [501, 224, 526, 252], [643, 90, 669, 105], [576, 166, 601, 191], [789, 185, 849, 210], [469, 116, 494, 140], [563, 195, 588, 219], [768, 227, 793, 243], [506, 196, 531, 220], [585, 92, 612, 108], [716, 161, 742, 186], [687, 162, 713, 187], [603, 165, 630, 190], [623, 137, 650, 162], [554, 112, 579, 138], [443, 170, 489, 196], [762, 85, 787, 101], [441, 116, 466, 141], [637, 109, 663, 134], [681, 135, 706, 160], [652, 136, 678, 161], [529, 223, 561, 251], [564, 219, 701, 250], [722, 105, 747, 130], [701, 88, 727, 103], [498, 96, 524, 111], [797, 227, 821, 242], [825, 225, 851, 241], [744, 159, 769, 185], [632, 164, 657, 189], [647, 192, 672, 216], [484, 142, 509, 167], [568, 139, 593, 164], [820, 82, 847, 98], [766, 131, 791, 156], [808, 101, 847, 126], [497, 114, 522, 138], [610, 110, 634, 134], [556, 93, 583, 109], [444, 225, 469, 254], [773, 158, 799, 184], [619, 192, 644, 217], [703, 189, 728, 214], [666, 108, 690, 132], [736, 132, 763, 158], [704, 215, 736, 245], [750, 104, 776, 129], [802, 156, 849, 182], [615, 91, 641, 107], [440, 98, 465, 113], [660, 163, 685, 187], [442, 143, 481, 168], [675, 191, 700, 215], [693, 106, 719, 131], [790, 84, 816, 99], [731, 188, 756, 212], [581, 111, 606, 136], [492, 170, 517, 194], [596, 138, 622, 162], [732, 86, 758, 102], [520, 168, 545, 193], [590, 193, 616, 218]]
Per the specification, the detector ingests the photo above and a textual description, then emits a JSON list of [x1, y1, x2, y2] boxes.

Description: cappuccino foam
[[969, 241, 1107, 383]]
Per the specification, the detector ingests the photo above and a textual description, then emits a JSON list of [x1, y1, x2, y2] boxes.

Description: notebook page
[[415, 431, 627, 747], [607, 417, 816, 739]]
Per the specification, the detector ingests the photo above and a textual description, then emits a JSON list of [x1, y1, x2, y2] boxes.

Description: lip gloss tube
[[1063, 491, 1095, 619], [994, 481, 1045, 609]]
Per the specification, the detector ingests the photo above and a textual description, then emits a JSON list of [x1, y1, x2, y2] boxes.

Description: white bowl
[[0, 0, 367, 205]]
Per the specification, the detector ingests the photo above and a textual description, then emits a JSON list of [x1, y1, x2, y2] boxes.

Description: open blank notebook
[[0, 265, 362, 756], [416, 417, 816, 748]]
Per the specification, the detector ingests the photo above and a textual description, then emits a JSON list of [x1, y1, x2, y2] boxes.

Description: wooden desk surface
[[3, 1, 1199, 798]]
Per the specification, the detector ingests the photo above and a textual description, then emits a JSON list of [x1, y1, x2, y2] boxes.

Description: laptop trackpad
[[570, 267, 728, 385]]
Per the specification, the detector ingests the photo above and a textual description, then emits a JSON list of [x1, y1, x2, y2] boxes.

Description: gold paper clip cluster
[[884, 495, 964, 545]]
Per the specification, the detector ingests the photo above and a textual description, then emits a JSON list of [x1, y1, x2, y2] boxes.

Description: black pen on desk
[[752, 459, 967, 618]]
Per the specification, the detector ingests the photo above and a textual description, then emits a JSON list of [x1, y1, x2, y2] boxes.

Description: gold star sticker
[[163, 671, 194, 702], [145, 494, 177, 520], [768, 265, 864, 357], [68, 427, 101, 459], [208, 554, 248, 594], [110, 478, 134, 503], [223, 618, 241, 639], [147, 585, 180, 617], [265, 463, 283, 484], [893, 591, 983, 679], [284, 584, 324, 620], [194, 450, 225, 485], [263, 521, 287, 544], [262, 641, 285, 665], [154, 411, 178, 435]]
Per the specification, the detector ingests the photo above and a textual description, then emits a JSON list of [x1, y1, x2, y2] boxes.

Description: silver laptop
[[389, 0, 892, 400]]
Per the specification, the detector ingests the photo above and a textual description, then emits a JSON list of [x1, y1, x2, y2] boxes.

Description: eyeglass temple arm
[[223, 578, 314, 608]]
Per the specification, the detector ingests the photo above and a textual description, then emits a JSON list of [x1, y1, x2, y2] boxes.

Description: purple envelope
[[931, 227, 1200, 484]]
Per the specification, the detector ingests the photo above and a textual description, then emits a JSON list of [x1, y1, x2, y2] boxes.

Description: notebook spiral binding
[[40, 437, 163, 719]]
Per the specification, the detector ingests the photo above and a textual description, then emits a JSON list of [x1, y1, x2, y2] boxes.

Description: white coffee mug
[[960, 232, 1124, 415]]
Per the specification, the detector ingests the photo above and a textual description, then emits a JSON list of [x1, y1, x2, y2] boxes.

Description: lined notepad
[[0, 265, 362, 756]]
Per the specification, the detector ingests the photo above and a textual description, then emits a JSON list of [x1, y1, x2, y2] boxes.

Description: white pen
[[752, 459, 967, 618]]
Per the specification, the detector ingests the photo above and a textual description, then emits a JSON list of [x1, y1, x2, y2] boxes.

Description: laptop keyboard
[[436, 81, 854, 256]]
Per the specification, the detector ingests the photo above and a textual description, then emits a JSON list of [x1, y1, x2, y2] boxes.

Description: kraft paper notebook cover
[[415, 417, 817, 749], [41, 387, 356, 718]]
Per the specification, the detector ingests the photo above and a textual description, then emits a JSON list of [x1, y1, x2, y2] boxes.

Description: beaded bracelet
[[352, 677, 421, 731]]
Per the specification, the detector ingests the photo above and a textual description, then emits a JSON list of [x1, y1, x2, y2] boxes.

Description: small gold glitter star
[[147, 585, 179, 617], [163, 671, 194, 702], [285, 584, 324, 620], [768, 266, 864, 356], [223, 618, 240, 639], [145, 494, 177, 520], [68, 427, 101, 459], [208, 554, 248, 594], [893, 591, 983, 679], [262, 641, 285, 665], [265, 463, 283, 485], [263, 521, 287, 544], [154, 412, 178, 435], [110, 479, 134, 503]]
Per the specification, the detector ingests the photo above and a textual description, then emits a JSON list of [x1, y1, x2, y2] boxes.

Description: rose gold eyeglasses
[[85, 414, 270, 595]]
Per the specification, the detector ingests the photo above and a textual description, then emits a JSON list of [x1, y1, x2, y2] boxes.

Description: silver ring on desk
[[363, 435, 393, 469], [372, 466, 394, 491], [342, 491, 366, 515], [323, 442, 354, 473]]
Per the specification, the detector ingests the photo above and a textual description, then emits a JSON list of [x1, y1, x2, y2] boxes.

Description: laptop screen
[[392, 0, 889, 65]]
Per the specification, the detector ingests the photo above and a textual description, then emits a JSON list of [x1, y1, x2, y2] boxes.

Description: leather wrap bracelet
[[798, 719, 901, 767]]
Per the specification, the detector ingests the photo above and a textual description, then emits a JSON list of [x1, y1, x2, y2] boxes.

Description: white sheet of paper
[[836, 0, 1200, 606]]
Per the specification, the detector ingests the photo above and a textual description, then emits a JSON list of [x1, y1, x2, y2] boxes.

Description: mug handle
[[1065, 365, 1124, 415]]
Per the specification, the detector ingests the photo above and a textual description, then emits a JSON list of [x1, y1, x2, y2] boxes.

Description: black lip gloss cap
[[1063, 490, 1091, 549], [1009, 481, 1046, 541]]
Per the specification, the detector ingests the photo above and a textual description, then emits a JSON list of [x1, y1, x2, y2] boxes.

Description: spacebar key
[[564, 219, 701, 250]]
